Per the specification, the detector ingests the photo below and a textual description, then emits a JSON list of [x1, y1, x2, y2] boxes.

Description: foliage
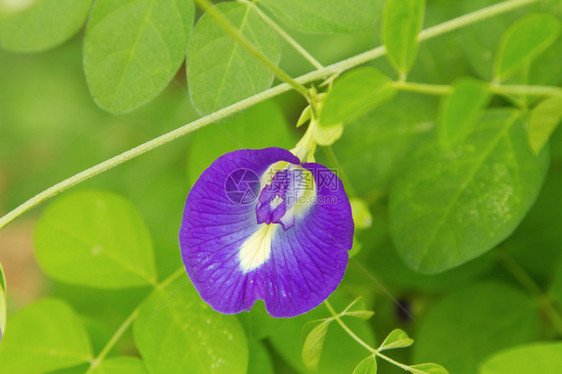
[[34, 190, 157, 288], [0, 299, 92, 372], [389, 109, 549, 273], [134, 273, 249, 374], [1, 0, 562, 373], [480, 342, 562, 373]]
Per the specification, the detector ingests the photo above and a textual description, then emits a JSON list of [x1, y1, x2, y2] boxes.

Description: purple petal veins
[[179, 147, 354, 317]]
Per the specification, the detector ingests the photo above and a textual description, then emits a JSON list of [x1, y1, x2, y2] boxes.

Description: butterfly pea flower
[[179, 147, 353, 317]]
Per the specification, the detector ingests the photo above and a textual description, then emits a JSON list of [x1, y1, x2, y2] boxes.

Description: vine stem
[[323, 300, 375, 353], [489, 84, 562, 97], [417, 0, 537, 41], [395, 81, 562, 97], [238, 0, 324, 69], [323, 300, 421, 373], [85, 267, 185, 373], [394, 81, 452, 96], [86, 306, 140, 373], [498, 251, 562, 337], [0, 0, 539, 230], [193, 0, 312, 100]]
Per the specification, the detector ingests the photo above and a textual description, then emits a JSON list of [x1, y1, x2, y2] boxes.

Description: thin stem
[[375, 352, 418, 373], [395, 81, 562, 98], [0, 0, 538, 230], [86, 267, 185, 372], [499, 252, 543, 296], [86, 305, 140, 373], [418, 0, 538, 41], [239, 0, 324, 69], [323, 300, 416, 373], [156, 267, 185, 290], [394, 81, 452, 96], [193, 0, 311, 100], [490, 84, 562, 97], [324, 300, 375, 353], [539, 295, 562, 338], [499, 251, 562, 337]]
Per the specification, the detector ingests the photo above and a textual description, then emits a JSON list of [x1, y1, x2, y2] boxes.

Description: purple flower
[[179, 147, 354, 318]]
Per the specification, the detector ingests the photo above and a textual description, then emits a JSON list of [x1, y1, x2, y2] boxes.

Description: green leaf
[[0, 298, 92, 373], [378, 329, 414, 351], [316, 67, 396, 146], [494, 14, 561, 81], [383, 0, 426, 74], [134, 273, 248, 374], [0, 262, 6, 341], [340, 297, 374, 320], [414, 282, 540, 374], [259, 0, 384, 33], [527, 95, 562, 154], [84, 0, 194, 113], [410, 363, 449, 374], [480, 342, 562, 374], [345, 310, 375, 320], [302, 320, 331, 371], [34, 190, 157, 288], [389, 109, 549, 274], [327, 92, 437, 194], [92, 357, 149, 374], [353, 355, 377, 374], [186, 2, 280, 115], [0, 0, 93, 52], [297, 106, 312, 128], [438, 78, 491, 147], [187, 100, 294, 185], [460, 0, 562, 85], [320, 67, 396, 127]]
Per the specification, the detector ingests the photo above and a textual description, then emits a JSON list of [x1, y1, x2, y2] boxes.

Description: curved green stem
[[86, 306, 140, 373], [323, 301, 419, 373], [499, 251, 562, 337], [324, 301, 375, 353], [194, 0, 312, 100], [0, 0, 539, 230], [85, 267, 185, 373]]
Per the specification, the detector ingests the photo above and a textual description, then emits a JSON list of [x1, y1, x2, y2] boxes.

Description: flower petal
[[262, 162, 354, 317], [180, 148, 353, 317]]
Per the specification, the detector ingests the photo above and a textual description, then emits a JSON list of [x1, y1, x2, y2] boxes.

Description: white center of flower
[[239, 224, 277, 273]]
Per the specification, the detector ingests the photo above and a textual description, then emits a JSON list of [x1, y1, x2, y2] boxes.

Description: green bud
[[350, 198, 372, 229]]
